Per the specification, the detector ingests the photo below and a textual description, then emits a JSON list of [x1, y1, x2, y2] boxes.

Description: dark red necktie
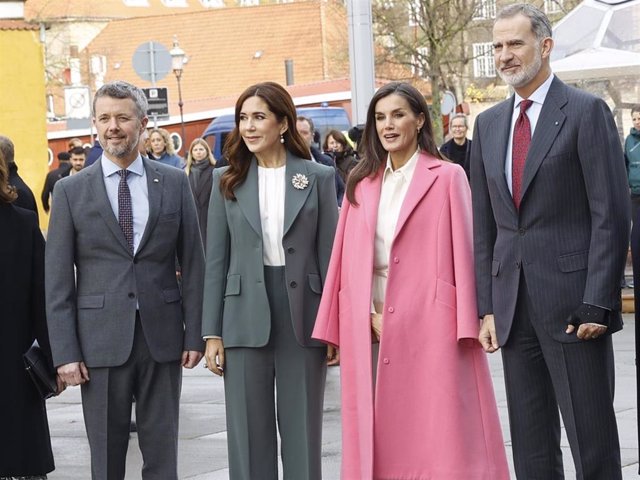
[[512, 99, 533, 210]]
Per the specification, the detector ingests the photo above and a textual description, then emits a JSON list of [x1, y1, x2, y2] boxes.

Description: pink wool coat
[[313, 153, 509, 480]]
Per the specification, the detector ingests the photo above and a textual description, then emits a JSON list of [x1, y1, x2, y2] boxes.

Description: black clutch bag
[[23, 342, 58, 399]]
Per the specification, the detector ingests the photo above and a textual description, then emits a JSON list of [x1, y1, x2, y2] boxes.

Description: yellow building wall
[[0, 28, 49, 229]]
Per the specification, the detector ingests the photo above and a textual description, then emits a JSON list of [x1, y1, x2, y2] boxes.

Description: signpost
[[142, 87, 169, 119]]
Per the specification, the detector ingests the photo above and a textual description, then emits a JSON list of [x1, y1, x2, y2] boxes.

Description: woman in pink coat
[[313, 82, 509, 480]]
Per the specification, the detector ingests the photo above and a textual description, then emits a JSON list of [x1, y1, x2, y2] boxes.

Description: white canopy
[[550, 0, 640, 81]]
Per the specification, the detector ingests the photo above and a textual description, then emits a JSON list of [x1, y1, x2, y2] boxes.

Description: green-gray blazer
[[201, 153, 339, 347]]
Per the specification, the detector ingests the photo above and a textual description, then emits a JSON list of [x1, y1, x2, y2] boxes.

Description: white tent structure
[[551, 0, 640, 82]]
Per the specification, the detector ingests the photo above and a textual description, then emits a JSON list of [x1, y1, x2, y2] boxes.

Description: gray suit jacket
[[45, 158, 205, 368], [471, 77, 630, 344], [201, 154, 338, 348]]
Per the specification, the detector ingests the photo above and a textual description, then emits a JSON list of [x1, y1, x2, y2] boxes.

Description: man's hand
[[371, 313, 383, 342], [327, 345, 340, 366], [181, 350, 203, 369], [204, 338, 225, 376], [57, 361, 90, 387], [479, 314, 500, 353], [566, 304, 608, 340], [55, 374, 66, 395]]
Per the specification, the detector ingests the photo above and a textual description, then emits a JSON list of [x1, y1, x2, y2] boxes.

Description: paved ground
[[47, 316, 638, 479]]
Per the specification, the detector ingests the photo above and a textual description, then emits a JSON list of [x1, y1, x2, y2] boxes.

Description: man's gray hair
[[496, 3, 553, 41], [93, 81, 148, 120], [297, 115, 315, 133], [0, 135, 15, 165], [450, 113, 468, 128]]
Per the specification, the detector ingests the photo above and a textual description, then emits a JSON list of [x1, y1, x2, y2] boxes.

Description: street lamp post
[[170, 36, 186, 153]]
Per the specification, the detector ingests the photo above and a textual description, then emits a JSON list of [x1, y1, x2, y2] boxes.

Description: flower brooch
[[291, 173, 309, 190]]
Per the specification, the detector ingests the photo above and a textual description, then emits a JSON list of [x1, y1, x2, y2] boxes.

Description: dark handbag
[[23, 342, 58, 399]]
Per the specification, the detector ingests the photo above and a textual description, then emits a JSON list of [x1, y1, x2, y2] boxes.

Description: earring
[[280, 134, 285, 144]]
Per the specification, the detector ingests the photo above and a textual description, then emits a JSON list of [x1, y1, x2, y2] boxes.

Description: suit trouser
[[80, 315, 182, 480], [501, 277, 621, 480], [223, 266, 327, 480]]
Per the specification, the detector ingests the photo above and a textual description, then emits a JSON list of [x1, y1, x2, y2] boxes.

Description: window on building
[[408, 0, 421, 26], [200, 0, 225, 6], [544, 0, 564, 14], [473, 0, 496, 19], [473, 42, 496, 78], [123, 0, 149, 5], [161, 0, 188, 6], [238, 0, 259, 5], [411, 47, 429, 78]]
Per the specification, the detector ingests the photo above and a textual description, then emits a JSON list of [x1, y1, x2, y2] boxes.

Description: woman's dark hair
[[346, 82, 442, 205], [220, 82, 311, 199], [0, 151, 17, 204], [322, 129, 350, 152]]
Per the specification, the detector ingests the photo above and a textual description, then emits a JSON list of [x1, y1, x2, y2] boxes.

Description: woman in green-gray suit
[[202, 82, 339, 480]]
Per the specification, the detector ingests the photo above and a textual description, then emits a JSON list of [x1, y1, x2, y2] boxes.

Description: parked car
[[202, 106, 351, 161]]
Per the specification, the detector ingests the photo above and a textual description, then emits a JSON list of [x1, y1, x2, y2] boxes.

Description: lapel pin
[[291, 173, 309, 190], [153, 178, 159, 183], [555, 121, 559, 126]]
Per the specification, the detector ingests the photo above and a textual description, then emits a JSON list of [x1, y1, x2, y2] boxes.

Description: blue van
[[202, 106, 351, 161]]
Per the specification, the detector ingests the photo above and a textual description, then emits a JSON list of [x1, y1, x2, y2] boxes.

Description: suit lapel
[[283, 153, 315, 237], [393, 153, 439, 241], [86, 161, 132, 254], [234, 159, 262, 238], [520, 78, 567, 202], [137, 159, 163, 254]]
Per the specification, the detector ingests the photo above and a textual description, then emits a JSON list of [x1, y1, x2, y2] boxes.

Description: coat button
[[387, 307, 394, 313], [393, 257, 399, 264], [518, 228, 526, 236], [287, 247, 295, 254], [128, 292, 136, 299], [290, 281, 297, 288], [516, 260, 521, 269], [383, 358, 390, 364]]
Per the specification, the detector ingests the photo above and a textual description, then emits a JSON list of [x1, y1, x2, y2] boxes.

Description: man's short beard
[[103, 132, 140, 160], [497, 44, 542, 89]]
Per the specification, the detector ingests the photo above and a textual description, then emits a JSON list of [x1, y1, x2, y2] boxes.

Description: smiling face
[[239, 96, 287, 157], [94, 96, 147, 165], [449, 117, 468, 142], [375, 93, 424, 166], [493, 13, 553, 96], [149, 131, 167, 155]]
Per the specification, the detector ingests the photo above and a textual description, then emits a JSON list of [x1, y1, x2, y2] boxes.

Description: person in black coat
[[41, 152, 72, 213], [0, 154, 63, 479], [0, 135, 39, 221], [185, 138, 218, 244], [439, 113, 472, 180]]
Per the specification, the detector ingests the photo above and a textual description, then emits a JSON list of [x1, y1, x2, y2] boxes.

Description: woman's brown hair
[[346, 82, 443, 205], [220, 82, 311, 200], [322, 129, 350, 152], [0, 151, 17, 204]]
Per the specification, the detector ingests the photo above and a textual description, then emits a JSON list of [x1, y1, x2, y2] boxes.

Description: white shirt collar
[[101, 154, 144, 178], [513, 73, 554, 111], [383, 148, 420, 181]]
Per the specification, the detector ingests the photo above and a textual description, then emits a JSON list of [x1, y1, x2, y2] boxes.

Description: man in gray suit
[[45, 81, 204, 479], [471, 5, 628, 479]]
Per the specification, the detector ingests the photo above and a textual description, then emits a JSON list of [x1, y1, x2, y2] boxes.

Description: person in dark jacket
[[41, 152, 71, 213], [0, 135, 38, 221], [440, 113, 471, 179], [323, 129, 358, 184], [0, 153, 63, 480], [185, 138, 217, 244], [625, 105, 640, 222]]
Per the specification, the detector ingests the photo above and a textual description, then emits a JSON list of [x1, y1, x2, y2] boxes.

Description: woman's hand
[[204, 338, 225, 376], [55, 374, 66, 395], [327, 345, 340, 366], [371, 313, 383, 342]]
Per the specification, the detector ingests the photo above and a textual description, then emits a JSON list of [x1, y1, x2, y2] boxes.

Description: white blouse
[[258, 165, 286, 266], [371, 149, 420, 313]]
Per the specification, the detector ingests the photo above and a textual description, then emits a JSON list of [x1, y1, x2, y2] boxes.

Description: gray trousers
[[224, 266, 327, 480], [80, 316, 182, 480], [502, 277, 621, 480]]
